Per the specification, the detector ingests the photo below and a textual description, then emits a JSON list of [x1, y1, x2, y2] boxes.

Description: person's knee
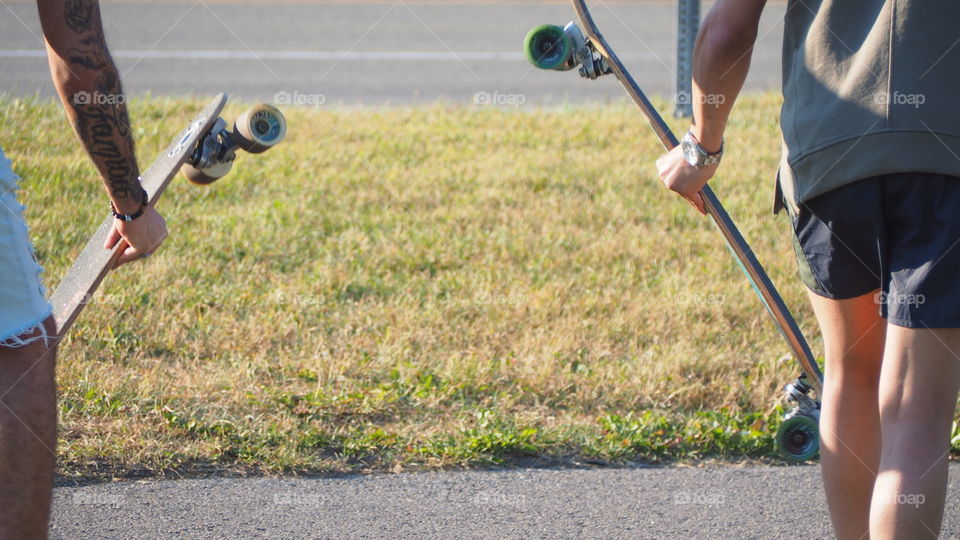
[[825, 358, 882, 391], [878, 389, 956, 436], [823, 349, 883, 398], [878, 327, 960, 421], [819, 319, 885, 389]]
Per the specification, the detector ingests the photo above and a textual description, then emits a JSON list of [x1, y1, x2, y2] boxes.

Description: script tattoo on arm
[[57, 0, 141, 207]]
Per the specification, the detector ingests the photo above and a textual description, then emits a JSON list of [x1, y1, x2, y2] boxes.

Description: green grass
[[3, 93, 831, 479]]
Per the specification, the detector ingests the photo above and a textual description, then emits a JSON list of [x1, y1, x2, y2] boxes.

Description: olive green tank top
[[777, 0, 960, 213]]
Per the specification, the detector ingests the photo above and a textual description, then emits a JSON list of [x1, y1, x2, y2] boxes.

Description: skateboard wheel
[[232, 104, 287, 154], [182, 160, 233, 185], [524, 24, 573, 70], [775, 414, 819, 462]]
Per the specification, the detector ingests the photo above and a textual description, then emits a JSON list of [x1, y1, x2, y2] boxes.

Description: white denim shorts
[[0, 145, 51, 346]]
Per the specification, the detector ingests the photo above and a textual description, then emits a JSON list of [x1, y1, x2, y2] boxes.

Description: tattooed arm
[[37, 0, 167, 267]]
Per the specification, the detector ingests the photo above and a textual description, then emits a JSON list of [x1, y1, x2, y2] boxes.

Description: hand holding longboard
[[50, 94, 287, 338]]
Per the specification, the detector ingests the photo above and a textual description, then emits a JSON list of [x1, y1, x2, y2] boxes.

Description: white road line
[[0, 49, 668, 61]]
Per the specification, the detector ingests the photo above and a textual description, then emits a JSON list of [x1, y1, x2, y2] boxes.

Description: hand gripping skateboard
[[525, 0, 825, 462], [50, 93, 287, 338]]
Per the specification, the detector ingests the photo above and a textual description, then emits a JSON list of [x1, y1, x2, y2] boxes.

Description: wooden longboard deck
[[50, 93, 228, 338], [570, 0, 824, 393]]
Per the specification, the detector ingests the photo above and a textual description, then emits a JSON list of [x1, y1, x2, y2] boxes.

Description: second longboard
[[525, 0, 824, 462]]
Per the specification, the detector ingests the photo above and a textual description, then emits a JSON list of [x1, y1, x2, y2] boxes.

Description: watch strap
[[685, 130, 724, 167]]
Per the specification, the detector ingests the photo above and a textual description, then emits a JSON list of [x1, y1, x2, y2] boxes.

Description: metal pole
[[675, 0, 700, 118]]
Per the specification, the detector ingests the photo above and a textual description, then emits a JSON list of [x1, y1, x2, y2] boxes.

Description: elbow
[[45, 40, 78, 87], [47, 54, 86, 104], [44, 39, 103, 101], [47, 54, 73, 87], [697, 13, 758, 59]]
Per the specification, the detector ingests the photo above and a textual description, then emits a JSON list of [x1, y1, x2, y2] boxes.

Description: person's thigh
[[0, 315, 57, 540]]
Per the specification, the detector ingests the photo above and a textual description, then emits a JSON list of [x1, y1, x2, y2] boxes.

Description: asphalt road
[[0, 0, 785, 106], [51, 464, 960, 539]]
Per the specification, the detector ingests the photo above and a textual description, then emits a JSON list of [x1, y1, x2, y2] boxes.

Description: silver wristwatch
[[681, 130, 724, 167]]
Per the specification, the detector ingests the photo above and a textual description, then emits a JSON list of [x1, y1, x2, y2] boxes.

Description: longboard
[[525, 0, 824, 461], [50, 94, 287, 338]]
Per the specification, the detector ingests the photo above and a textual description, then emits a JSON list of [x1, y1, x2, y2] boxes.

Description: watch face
[[682, 139, 700, 165]]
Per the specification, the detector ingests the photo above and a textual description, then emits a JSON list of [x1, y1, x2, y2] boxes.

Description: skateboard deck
[[50, 94, 287, 338], [526, 0, 824, 461]]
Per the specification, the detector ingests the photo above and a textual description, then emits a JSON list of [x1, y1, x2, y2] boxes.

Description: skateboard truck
[[565, 23, 610, 80], [776, 373, 820, 462], [181, 104, 287, 185], [524, 23, 611, 80]]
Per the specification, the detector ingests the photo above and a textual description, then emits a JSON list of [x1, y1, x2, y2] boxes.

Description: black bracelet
[[110, 183, 149, 222]]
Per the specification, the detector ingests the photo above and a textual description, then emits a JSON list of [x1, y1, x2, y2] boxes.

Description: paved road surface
[[1, 0, 785, 106], [51, 464, 960, 539]]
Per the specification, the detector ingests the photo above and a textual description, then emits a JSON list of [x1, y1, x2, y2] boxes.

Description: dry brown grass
[[2, 92, 817, 478]]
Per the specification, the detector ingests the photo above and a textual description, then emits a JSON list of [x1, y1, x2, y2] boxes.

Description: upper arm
[[36, 0, 113, 94]]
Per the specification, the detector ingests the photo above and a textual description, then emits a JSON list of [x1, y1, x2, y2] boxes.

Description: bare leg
[[0, 317, 57, 540], [808, 290, 885, 540], [870, 326, 960, 539]]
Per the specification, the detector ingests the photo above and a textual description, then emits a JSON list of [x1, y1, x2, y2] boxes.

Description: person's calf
[[871, 419, 951, 540], [870, 326, 960, 539], [806, 290, 885, 538], [820, 375, 882, 539]]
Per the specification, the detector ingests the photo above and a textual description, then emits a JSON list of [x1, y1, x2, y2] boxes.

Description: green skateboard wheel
[[775, 414, 819, 462], [524, 24, 573, 70]]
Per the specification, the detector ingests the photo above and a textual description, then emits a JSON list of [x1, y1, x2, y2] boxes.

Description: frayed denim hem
[[0, 306, 53, 349]]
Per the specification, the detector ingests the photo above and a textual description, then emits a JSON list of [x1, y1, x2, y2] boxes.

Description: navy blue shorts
[[787, 173, 960, 329]]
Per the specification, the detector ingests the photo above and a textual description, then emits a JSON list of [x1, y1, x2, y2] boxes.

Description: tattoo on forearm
[[67, 37, 109, 71], [64, 0, 94, 32], [72, 87, 136, 199], [61, 0, 139, 202]]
